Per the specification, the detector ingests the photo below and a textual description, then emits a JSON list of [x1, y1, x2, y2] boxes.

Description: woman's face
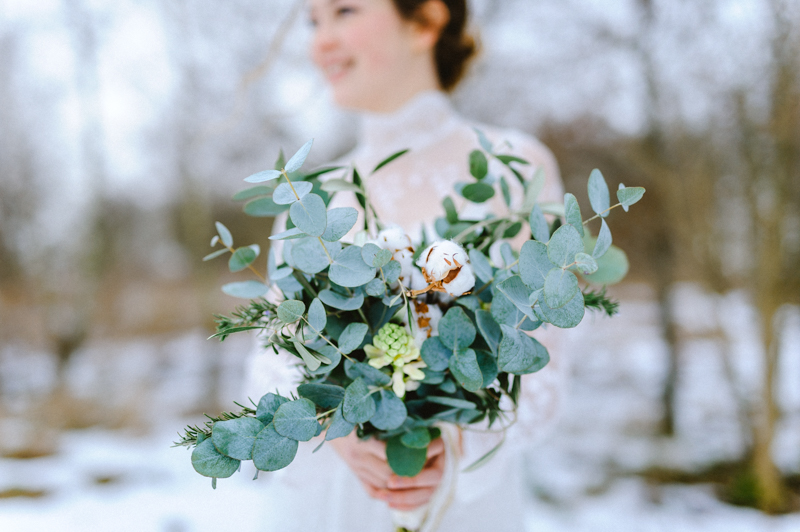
[[309, 0, 435, 112]]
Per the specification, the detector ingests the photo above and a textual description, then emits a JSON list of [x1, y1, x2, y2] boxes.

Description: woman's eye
[[336, 6, 356, 17]]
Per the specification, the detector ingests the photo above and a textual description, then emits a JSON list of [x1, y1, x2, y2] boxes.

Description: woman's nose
[[311, 22, 338, 55]]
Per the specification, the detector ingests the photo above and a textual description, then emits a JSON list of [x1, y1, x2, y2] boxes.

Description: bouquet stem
[[389, 424, 461, 532]]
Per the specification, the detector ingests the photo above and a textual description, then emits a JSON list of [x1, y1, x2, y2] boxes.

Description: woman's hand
[[329, 432, 446, 511]]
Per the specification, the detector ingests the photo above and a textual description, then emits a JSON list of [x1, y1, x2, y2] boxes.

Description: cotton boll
[[376, 224, 412, 252], [409, 269, 427, 291], [411, 300, 443, 345], [416, 240, 475, 297], [443, 262, 476, 297], [394, 248, 416, 285], [417, 240, 470, 282]]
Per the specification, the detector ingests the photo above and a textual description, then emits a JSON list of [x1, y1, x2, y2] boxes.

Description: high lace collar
[[357, 91, 460, 156]]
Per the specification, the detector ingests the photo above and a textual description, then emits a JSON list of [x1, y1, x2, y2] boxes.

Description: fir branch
[[582, 287, 619, 317], [213, 299, 280, 340], [172, 402, 257, 448]]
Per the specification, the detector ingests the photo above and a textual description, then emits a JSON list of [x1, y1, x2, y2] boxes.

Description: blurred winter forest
[[1, 0, 799, 528]]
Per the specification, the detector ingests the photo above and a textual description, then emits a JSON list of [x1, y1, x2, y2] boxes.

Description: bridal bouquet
[[175, 134, 643, 530]]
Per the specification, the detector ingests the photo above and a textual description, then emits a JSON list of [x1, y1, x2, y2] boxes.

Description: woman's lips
[[321, 59, 354, 83]]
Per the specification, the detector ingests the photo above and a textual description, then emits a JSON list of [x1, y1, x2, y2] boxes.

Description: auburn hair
[[391, 0, 477, 91]]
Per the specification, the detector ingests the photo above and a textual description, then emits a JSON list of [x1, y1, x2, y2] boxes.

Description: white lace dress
[[245, 91, 566, 532]]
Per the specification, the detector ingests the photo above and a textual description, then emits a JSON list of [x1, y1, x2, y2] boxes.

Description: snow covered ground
[[1, 283, 798, 531]]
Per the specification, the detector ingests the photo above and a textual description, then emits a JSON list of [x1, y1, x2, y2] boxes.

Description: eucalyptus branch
[[173, 403, 257, 448], [300, 316, 354, 362], [582, 202, 623, 225], [293, 270, 319, 298], [222, 242, 266, 282]]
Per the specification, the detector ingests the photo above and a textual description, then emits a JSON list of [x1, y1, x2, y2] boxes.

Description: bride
[[246, 0, 565, 529]]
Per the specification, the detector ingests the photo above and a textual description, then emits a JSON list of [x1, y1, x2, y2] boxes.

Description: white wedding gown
[[245, 91, 566, 531]]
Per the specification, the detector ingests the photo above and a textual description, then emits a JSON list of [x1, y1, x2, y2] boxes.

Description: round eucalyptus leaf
[[252, 423, 299, 472], [329, 246, 377, 287], [319, 289, 365, 311], [469, 149, 489, 180], [574, 252, 598, 275], [519, 240, 554, 291], [386, 436, 427, 478], [361, 246, 392, 269], [535, 290, 585, 329], [461, 182, 495, 203], [544, 269, 579, 309], [496, 275, 537, 320], [564, 193, 584, 236], [228, 246, 257, 273], [325, 404, 355, 441], [244, 197, 287, 217], [320, 178, 362, 194], [616, 185, 645, 211], [420, 336, 452, 372], [215, 222, 233, 247], [500, 176, 512, 207], [284, 139, 314, 173], [344, 361, 392, 386], [438, 307, 476, 352], [497, 325, 548, 374], [476, 350, 499, 387], [232, 185, 272, 201], [583, 244, 629, 285], [203, 248, 228, 262], [191, 439, 240, 479], [269, 227, 306, 241], [273, 181, 313, 205], [338, 323, 369, 355], [297, 383, 345, 410], [342, 378, 377, 424], [400, 427, 431, 449], [244, 169, 282, 183], [273, 398, 320, 442], [277, 300, 305, 323], [588, 168, 610, 216], [475, 310, 502, 355], [370, 389, 407, 431], [365, 278, 386, 297], [289, 193, 327, 237], [547, 224, 584, 268], [382, 260, 402, 284], [592, 219, 612, 259], [307, 298, 327, 337], [256, 393, 290, 425], [448, 348, 483, 392], [468, 249, 493, 284], [221, 281, 268, 299], [529, 205, 550, 243], [490, 289, 539, 331], [211, 417, 265, 460], [292, 237, 338, 274], [322, 207, 359, 242]]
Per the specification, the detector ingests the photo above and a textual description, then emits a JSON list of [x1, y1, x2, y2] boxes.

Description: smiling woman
[[309, 0, 470, 111], [245, 1, 565, 531]]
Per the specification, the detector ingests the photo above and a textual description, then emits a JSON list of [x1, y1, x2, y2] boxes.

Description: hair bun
[[393, 0, 477, 92]]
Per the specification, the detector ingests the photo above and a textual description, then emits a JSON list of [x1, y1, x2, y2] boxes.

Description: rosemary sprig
[[582, 287, 619, 317], [173, 402, 257, 448]]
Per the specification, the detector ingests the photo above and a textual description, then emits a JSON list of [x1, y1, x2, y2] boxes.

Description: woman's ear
[[411, 0, 450, 52]]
